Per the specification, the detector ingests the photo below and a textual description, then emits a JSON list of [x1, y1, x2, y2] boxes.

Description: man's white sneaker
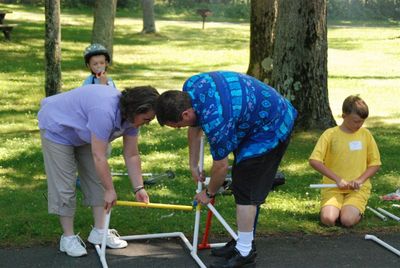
[[60, 234, 87, 257], [87, 228, 128, 249]]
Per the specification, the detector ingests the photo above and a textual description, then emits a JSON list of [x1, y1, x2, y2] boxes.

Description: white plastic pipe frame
[[366, 206, 387, 221], [193, 137, 238, 251], [94, 136, 237, 268], [365, 234, 400, 257], [309, 184, 337, 189]]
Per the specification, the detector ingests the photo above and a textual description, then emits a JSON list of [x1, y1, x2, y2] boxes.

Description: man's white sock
[[235, 231, 253, 257]]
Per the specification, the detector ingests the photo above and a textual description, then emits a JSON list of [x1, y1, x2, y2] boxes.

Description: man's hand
[[191, 167, 205, 183], [135, 189, 149, 204], [195, 189, 211, 205], [104, 189, 117, 213]]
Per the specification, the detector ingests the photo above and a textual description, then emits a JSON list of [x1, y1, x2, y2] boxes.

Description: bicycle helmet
[[83, 43, 111, 65]]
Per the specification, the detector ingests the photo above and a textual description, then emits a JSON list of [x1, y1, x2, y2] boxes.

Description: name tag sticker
[[349, 141, 362, 151]]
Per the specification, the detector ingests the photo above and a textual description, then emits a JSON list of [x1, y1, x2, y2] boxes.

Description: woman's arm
[[123, 135, 149, 203], [91, 134, 115, 212]]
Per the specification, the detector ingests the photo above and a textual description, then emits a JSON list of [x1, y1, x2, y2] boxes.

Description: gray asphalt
[[0, 233, 399, 267]]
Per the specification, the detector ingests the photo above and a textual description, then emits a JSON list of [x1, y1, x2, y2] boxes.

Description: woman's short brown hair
[[120, 86, 159, 122]]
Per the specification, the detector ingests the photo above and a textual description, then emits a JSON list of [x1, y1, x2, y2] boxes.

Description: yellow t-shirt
[[309, 126, 381, 192]]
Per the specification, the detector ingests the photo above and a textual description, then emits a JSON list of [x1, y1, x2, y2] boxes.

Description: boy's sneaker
[[87, 228, 128, 249], [60, 234, 87, 257]]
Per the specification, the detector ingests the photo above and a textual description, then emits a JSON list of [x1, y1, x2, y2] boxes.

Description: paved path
[[1, 233, 399, 267]]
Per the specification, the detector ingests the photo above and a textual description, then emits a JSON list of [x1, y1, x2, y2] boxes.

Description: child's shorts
[[321, 187, 371, 214]]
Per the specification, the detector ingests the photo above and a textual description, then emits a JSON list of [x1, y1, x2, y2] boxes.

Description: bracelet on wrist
[[205, 189, 216, 199], [134, 186, 145, 194]]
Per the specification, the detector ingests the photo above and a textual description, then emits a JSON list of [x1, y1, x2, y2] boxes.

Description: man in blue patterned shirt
[[156, 71, 297, 268]]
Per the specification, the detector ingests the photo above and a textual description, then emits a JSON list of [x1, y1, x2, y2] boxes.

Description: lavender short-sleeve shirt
[[38, 84, 138, 146]]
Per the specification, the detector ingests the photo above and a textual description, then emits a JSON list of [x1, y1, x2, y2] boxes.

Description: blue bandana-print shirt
[[183, 71, 297, 163]]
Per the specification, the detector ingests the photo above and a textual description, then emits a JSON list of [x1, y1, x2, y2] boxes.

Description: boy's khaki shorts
[[321, 187, 371, 214], [40, 130, 104, 217]]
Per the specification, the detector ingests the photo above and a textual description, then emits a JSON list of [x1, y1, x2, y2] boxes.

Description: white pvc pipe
[[111, 171, 152, 176], [392, 204, 400, 208], [376, 208, 400, 221], [94, 245, 108, 268], [199, 136, 204, 178], [309, 184, 337, 189], [94, 136, 234, 268], [192, 136, 205, 255], [365, 234, 400, 256], [208, 242, 228, 248], [366, 206, 387, 221], [207, 203, 238, 240], [122, 232, 185, 241], [120, 232, 206, 267], [94, 211, 111, 268]]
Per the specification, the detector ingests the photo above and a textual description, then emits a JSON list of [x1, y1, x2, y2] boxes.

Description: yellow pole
[[116, 200, 193, 211]]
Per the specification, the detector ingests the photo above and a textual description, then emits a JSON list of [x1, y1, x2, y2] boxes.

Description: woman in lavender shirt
[[38, 85, 159, 257]]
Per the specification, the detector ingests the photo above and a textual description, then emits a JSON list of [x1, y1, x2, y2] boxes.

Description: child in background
[[77, 44, 115, 188], [83, 43, 116, 88], [83, 44, 115, 158], [309, 95, 381, 227]]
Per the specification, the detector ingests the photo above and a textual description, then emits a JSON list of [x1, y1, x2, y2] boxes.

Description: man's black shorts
[[231, 137, 290, 205]]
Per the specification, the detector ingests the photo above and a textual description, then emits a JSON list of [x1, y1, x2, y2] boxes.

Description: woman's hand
[[135, 188, 149, 204], [104, 188, 117, 213]]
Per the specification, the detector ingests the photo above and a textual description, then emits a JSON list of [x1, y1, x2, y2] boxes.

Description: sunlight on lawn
[[0, 5, 399, 244], [283, 162, 310, 174]]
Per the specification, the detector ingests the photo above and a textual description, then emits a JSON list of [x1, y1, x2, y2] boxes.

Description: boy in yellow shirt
[[309, 95, 381, 227]]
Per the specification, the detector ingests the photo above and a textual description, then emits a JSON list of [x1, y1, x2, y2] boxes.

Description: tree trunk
[[247, 0, 277, 84], [44, 0, 61, 97], [271, 0, 335, 130], [92, 0, 117, 63], [141, 0, 156, 33]]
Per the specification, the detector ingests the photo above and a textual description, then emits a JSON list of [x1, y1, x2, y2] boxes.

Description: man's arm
[[123, 135, 149, 203], [208, 158, 229, 195], [188, 126, 203, 182], [194, 158, 229, 204], [91, 134, 115, 212]]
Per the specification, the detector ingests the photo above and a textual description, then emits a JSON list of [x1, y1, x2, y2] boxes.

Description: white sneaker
[[60, 234, 87, 257], [87, 228, 128, 249]]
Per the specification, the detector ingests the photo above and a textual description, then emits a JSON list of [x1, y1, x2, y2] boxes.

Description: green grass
[[0, 4, 400, 247]]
